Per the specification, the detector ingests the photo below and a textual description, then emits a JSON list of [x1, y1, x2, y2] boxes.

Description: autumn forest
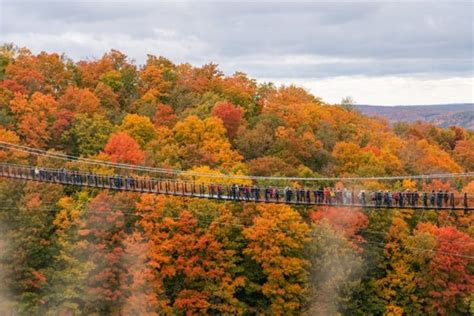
[[0, 45, 473, 315]]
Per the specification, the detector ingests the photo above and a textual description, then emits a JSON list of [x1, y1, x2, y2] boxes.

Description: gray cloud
[[0, 0, 472, 104]]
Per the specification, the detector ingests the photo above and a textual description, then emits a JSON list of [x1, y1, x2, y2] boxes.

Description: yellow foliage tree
[[243, 204, 309, 314], [119, 114, 157, 147], [173, 115, 244, 171]]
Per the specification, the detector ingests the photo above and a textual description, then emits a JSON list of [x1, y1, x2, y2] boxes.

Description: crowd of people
[[217, 184, 456, 208], [0, 165, 468, 209]]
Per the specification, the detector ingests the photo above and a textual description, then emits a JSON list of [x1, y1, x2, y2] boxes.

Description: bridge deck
[[0, 163, 471, 211]]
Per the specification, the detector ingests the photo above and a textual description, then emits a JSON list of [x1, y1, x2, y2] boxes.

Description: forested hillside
[[0, 46, 473, 315], [357, 104, 474, 130]]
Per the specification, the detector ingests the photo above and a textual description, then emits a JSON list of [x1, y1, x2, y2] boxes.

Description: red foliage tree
[[153, 103, 177, 128], [310, 207, 368, 246], [412, 223, 474, 315], [211, 101, 244, 139], [51, 109, 74, 140], [0, 79, 27, 94], [81, 192, 136, 313]]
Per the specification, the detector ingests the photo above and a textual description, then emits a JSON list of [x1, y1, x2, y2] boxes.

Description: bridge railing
[[0, 163, 471, 211]]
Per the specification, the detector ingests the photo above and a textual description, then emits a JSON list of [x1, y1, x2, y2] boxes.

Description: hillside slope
[[357, 103, 474, 130]]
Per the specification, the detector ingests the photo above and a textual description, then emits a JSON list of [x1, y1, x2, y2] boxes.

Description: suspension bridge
[[0, 141, 473, 210], [0, 163, 472, 211]]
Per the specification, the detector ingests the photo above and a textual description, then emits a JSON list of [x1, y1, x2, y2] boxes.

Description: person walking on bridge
[[444, 190, 449, 207], [59, 168, 66, 182], [358, 190, 366, 206], [244, 186, 251, 201], [343, 188, 349, 204], [323, 187, 330, 204], [238, 185, 244, 200], [285, 187, 293, 203], [384, 190, 392, 207], [39, 168, 45, 181], [317, 187, 323, 204], [254, 185, 260, 202], [299, 188, 305, 203], [406, 190, 412, 206], [376, 190, 383, 207], [231, 184, 237, 200], [330, 188, 336, 205], [336, 188, 342, 204], [437, 189, 443, 208], [392, 191, 398, 206], [264, 187, 270, 202], [398, 191, 404, 207], [217, 184, 223, 199], [413, 190, 420, 207], [274, 188, 280, 202]]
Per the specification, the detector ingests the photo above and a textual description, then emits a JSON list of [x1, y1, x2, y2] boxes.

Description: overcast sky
[[1, 0, 473, 105]]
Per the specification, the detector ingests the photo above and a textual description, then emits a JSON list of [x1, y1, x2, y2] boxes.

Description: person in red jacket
[[323, 187, 330, 204]]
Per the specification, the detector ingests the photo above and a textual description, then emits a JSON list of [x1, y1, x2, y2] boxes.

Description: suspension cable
[[1, 141, 473, 182]]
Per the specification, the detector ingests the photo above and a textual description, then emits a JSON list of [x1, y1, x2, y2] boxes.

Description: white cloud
[[224, 54, 372, 66], [2, 31, 210, 64], [259, 76, 474, 105], [1, 1, 472, 105]]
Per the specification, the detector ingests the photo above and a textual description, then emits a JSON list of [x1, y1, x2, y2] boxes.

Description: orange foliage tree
[[401, 139, 462, 174], [454, 137, 474, 171], [59, 86, 101, 115], [131, 195, 245, 314], [218, 72, 257, 112], [5, 49, 72, 95], [103, 132, 145, 164], [0, 127, 26, 162], [9, 92, 59, 147]]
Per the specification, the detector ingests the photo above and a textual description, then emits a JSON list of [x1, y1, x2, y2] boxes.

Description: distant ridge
[[356, 103, 474, 130]]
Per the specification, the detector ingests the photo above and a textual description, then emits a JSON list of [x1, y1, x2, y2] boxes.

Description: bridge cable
[[1, 141, 473, 182]]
